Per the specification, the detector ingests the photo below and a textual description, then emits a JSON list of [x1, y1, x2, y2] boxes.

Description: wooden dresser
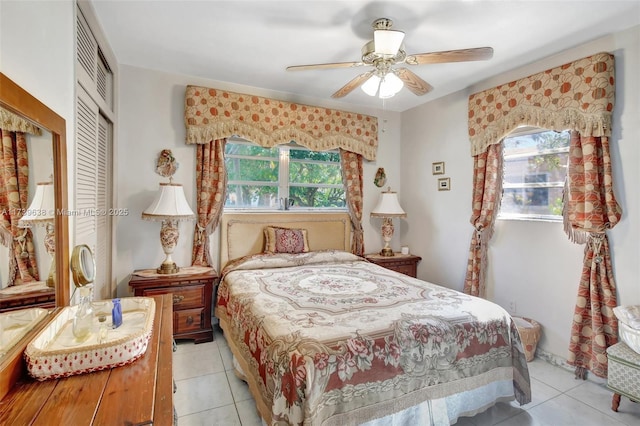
[[129, 269, 217, 343], [365, 253, 422, 278], [0, 285, 55, 312], [0, 294, 174, 425]]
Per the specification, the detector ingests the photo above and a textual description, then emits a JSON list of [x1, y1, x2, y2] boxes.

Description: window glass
[[289, 147, 345, 208], [225, 144, 279, 208], [500, 129, 570, 221], [225, 140, 345, 210]]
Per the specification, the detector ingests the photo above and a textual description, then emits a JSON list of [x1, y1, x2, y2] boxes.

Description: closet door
[[75, 3, 115, 299], [75, 86, 112, 298]]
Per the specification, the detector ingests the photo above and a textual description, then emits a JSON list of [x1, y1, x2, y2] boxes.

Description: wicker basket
[[513, 317, 541, 362]]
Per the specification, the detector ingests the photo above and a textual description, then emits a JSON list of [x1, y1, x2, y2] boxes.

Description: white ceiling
[[90, 0, 640, 112]]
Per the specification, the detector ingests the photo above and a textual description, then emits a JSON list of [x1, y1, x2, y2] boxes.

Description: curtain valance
[[468, 52, 614, 156], [0, 106, 41, 135], [184, 86, 378, 160]]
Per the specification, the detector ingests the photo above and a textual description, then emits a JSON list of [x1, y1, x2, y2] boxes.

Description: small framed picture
[[432, 162, 445, 175], [438, 177, 451, 191]]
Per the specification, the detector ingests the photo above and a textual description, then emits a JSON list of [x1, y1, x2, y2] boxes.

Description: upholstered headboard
[[219, 212, 351, 269]]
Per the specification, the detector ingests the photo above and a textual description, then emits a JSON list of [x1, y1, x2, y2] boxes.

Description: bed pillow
[[613, 305, 640, 353], [613, 305, 640, 330], [264, 226, 310, 254]]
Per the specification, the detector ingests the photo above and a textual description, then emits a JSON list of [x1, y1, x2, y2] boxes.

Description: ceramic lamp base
[[156, 262, 179, 274], [379, 247, 394, 257], [157, 219, 180, 274]]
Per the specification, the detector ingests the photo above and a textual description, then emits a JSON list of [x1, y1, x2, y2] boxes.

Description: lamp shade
[[361, 72, 404, 99], [378, 73, 404, 99], [19, 181, 55, 226], [142, 183, 195, 221], [374, 29, 405, 56], [371, 188, 407, 218], [361, 74, 382, 96]]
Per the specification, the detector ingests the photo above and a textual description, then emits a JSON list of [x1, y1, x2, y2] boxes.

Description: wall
[[114, 65, 402, 295], [401, 25, 640, 359], [0, 0, 76, 286], [0, 0, 76, 205]]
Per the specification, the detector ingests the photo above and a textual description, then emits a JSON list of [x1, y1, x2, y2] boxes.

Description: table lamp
[[142, 182, 195, 274], [370, 187, 406, 256], [18, 181, 56, 287]]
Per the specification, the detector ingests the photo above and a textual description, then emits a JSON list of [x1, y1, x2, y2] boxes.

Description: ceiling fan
[[286, 18, 493, 99]]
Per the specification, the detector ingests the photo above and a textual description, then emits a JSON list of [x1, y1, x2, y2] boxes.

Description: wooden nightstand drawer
[[143, 285, 204, 310], [388, 263, 415, 276], [174, 308, 204, 334], [129, 269, 218, 343], [365, 253, 422, 278]]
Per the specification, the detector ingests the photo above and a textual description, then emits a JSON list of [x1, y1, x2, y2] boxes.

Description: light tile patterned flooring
[[174, 326, 640, 425]]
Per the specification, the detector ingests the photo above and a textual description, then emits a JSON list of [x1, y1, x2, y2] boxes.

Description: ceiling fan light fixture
[[374, 29, 405, 56], [361, 74, 381, 96], [378, 72, 404, 99]]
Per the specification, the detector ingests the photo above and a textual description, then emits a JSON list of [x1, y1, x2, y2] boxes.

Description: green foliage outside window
[[501, 129, 570, 220], [225, 141, 345, 209]]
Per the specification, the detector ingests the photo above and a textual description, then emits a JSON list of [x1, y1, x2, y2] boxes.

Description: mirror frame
[[71, 244, 96, 287], [0, 73, 70, 307]]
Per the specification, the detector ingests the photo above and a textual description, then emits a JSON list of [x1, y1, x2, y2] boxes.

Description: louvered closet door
[[76, 6, 113, 110], [76, 86, 112, 299]]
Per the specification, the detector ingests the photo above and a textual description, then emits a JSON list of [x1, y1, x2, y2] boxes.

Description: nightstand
[[129, 268, 218, 343], [365, 253, 422, 278]]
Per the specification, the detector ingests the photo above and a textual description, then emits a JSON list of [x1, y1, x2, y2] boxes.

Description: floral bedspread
[[216, 251, 531, 425]]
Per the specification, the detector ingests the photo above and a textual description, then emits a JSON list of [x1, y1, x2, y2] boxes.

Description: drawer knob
[[186, 316, 194, 325], [173, 295, 185, 304]]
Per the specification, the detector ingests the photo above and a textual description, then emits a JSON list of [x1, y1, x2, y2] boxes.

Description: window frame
[[224, 139, 346, 211], [498, 127, 570, 222]]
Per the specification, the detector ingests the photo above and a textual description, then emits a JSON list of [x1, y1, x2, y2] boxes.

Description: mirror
[[0, 129, 54, 293], [0, 72, 69, 394], [71, 244, 96, 287], [0, 73, 69, 309]]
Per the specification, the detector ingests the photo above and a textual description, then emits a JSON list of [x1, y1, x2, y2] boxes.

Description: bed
[[216, 212, 531, 425]]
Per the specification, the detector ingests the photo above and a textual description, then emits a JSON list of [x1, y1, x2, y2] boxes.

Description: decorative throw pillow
[[264, 226, 309, 254]]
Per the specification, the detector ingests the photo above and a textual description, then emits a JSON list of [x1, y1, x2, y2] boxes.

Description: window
[[225, 140, 345, 210], [499, 128, 570, 221]]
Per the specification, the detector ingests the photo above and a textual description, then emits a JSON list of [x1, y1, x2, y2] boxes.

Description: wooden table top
[[0, 294, 174, 425]]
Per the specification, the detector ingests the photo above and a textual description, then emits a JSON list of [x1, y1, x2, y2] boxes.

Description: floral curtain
[[463, 142, 503, 297], [466, 52, 621, 378], [191, 139, 227, 270], [184, 86, 378, 160], [0, 129, 39, 286], [186, 87, 372, 263], [340, 149, 364, 256], [564, 132, 621, 378]]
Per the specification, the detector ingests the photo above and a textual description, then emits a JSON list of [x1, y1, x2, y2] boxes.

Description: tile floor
[[173, 326, 640, 426]]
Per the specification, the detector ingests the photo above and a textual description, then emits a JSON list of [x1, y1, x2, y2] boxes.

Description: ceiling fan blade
[[331, 72, 374, 98], [406, 47, 493, 65], [395, 68, 433, 96], [286, 61, 364, 71]]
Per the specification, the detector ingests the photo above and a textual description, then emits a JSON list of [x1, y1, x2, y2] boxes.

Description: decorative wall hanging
[[438, 178, 450, 191], [373, 167, 386, 187], [432, 162, 445, 175], [155, 149, 178, 179], [184, 86, 379, 160]]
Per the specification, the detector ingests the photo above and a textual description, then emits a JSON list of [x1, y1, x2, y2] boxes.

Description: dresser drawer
[[174, 308, 204, 334], [143, 285, 204, 310]]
